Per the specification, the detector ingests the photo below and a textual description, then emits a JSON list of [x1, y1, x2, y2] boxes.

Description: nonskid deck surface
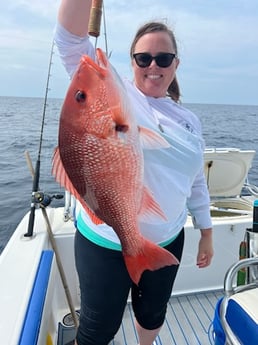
[[111, 290, 223, 345], [59, 290, 223, 345]]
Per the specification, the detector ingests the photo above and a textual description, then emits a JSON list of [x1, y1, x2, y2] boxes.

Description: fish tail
[[123, 238, 179, 285]]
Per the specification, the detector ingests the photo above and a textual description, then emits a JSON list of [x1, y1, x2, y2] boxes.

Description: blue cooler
[[213, 289, 258, 345], [213, 298, 226, 345]]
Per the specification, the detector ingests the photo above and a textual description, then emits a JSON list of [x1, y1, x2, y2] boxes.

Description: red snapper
[[52, 48, 179, 284]]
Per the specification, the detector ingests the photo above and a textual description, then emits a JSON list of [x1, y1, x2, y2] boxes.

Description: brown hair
[[130, 22, 180, 102]]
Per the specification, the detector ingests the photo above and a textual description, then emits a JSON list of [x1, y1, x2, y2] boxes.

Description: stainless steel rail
[[220, 257, 258, 345]]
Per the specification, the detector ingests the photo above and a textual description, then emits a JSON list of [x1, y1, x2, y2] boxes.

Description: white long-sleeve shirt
[[54, 24, 212, 249]]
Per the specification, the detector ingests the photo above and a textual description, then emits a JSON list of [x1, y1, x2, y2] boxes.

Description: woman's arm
[[187, 168, 212, 230], [55, 0, 95, 78], [187, 165, 214, 268], [58, 0, 92, 37], [197, 228, 213, 268]]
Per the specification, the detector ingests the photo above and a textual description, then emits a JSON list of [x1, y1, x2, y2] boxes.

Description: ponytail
[[167, 76, 180, 103]]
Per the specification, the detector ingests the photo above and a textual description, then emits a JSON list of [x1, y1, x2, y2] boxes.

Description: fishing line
[[102, 1, 109, 57]]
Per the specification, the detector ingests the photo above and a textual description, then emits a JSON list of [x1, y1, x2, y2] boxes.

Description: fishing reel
[[32, 191, 63, 208]]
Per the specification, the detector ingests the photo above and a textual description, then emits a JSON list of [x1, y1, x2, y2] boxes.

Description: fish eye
[[75, 90, 86, 103], [115, 124, 128, 133]]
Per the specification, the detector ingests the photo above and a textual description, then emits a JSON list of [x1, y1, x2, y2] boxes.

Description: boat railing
[[64, 191, 75, 222], [220, 257, 258, 345], [244, 178, 258, 197]]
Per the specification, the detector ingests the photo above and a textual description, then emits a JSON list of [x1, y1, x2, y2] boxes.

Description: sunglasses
[[133, 53, 177, 68]]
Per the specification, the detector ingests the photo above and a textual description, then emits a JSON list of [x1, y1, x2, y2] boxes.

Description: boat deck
[[112, 290, 223, 345], [58, 290, 223, 345]]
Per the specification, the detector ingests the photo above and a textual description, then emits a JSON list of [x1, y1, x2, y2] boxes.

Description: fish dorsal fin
[[138, 126, 171, 150], [52, 147, 103, 225], [138, 186, 167, 222]]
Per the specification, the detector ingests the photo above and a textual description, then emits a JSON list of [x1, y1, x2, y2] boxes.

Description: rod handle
[[88, 0, 103, 37]]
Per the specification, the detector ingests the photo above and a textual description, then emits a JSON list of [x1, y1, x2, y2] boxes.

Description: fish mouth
[[81, 48, 108, 77], [96, 48, 108, 68]]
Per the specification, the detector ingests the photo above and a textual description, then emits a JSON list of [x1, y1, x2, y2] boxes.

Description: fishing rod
[[88, 0, 103, 38], [24, 40, 56, 237], [88, 0, 110, 55], [89, 0, 109, 57]]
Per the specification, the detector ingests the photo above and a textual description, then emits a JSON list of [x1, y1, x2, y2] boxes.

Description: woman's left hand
[[196, 228, 213, 268]]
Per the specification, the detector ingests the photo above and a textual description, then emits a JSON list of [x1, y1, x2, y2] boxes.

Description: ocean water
[[0, 96, 257, 253]]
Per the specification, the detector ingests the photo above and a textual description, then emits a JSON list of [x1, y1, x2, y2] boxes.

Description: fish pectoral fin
[[52, 147, 104, 225], [52, 147, 83, 200], [138, 186, 167, 222], [138, 126, 171, 150], [52, 147, 74, 193], [123, 238, 179, 285]]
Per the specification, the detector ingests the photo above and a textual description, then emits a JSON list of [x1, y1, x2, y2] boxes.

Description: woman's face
[[132, 31, 179, 98]]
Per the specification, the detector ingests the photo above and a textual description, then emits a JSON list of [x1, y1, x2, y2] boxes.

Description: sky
[[0, 0, 258, 105]]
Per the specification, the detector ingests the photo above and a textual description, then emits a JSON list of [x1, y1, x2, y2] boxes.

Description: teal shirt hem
[[76, 211, 179, 251]]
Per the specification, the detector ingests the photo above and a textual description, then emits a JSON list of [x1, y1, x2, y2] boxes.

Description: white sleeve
[[187, 167, 212, 230], [54, 22, 95, 78]]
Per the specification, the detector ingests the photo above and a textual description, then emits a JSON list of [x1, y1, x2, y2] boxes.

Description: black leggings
[[74, 229, 184, 345]]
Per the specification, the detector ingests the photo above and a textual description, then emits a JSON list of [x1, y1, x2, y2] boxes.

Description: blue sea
[[0, 96, 257, 253]]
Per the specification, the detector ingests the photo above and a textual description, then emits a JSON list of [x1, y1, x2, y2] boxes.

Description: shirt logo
[[180, 121, 194, 133]]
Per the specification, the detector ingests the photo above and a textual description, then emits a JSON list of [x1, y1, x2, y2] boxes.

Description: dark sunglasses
[[133, 52, 177, 68]]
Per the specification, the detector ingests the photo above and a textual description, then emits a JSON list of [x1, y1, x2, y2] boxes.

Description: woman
[[54, 1, 213, 344]]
